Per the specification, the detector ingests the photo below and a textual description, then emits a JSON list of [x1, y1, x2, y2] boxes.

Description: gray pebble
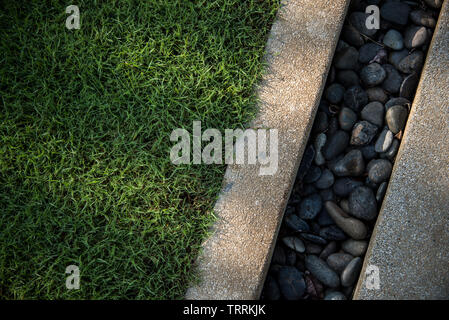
[[361, 101, 384, 127], [319, 225, 347, 241], [380, 1, 410, 25], [375, 128, 394, 153], [382, 64, 403, 94], [341, 239, 368, 257], [300, 233, 327, 245], [389, 49, 409, 69], [360, 63, 387, 87], [344, 85, 369, 112], [404, 25, 428, 49], [299, 194, 322, 220], [282, 236, 306, 253], [368, 159, 392, 183], [304, 165, 322, 184], [334, 46, 359, 70], [338, 107, 358, 131], [410, 10, 436, 28], [400, 73, 419, 100], [325, 201, 368, 240], [330, 149, 365, 177], [305, 255, 340, 288], [366, 87, 388, 103], [326, 83, 345, 104], [324, 291, 347, 300], [341, 257, 363, 287], [348, 186, 378, 220], [319, 241, 337, 260], [323, 130, 349, 160], [333, 178, 364, 197], [382, 138, 400, 160], [350, 121, 379, 145], [278, 266, 306, 300], [285, 214, 310, 233], [376, 181, 388, 203], [314, 133, 327, 166], [358, 43, 383, 64], [385, 97, 410, 110], [315, 168, 335, 189], [385, 105, 408, 134], [383, 29, 404, 50], [327, 253, 354, 274], [398, 50, 424, 74]]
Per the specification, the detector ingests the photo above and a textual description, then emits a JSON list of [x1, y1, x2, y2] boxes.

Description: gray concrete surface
[[354, 0, 449, 300], [185, 0, 351, 300]]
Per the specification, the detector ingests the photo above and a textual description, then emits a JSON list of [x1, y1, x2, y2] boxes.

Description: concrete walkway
[[185, 0, 350, 299], [354, 0, 449, 300]]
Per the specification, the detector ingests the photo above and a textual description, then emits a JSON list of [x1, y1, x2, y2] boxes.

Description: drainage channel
[[261, 0, 443, 300]]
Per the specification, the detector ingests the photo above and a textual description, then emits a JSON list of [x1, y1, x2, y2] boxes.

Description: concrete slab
[[185, 0, 351, 300], [354, 1, 449, 300]]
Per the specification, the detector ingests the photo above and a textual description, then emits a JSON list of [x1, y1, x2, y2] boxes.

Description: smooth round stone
[[333, 178, 364, 197], [324, 291, 347, 300], [336, 39, 350, 52], [286, 250, 297, 266], [326, 83, 345, 104], [324, 201, 368, 240], [319, 225, 347, 241], [383, 29, 404, 50], [304, 165, 322, 184], [299, 194, 322, 220], [320, 188, 335, 202], [361, 144, 377, 161], [349, 11, 377, 37], [360, 63, 387, 87], [314, 133, 327, 166], [382, 138, 400, 160], [272, 245, 286, 265], [350, 121, 379, 146], [361, 101, 384, 127], [358, 43, 383, 64], [327, 253, 354, 274], [410, 10, 436, 28], [389, 49, 409, 69], [300, 233, 327, 245], [319, 241, 337, 261], [341, 257, 363, 287], [305, 243, 323, 255], [376, 181, 388, 203], [317, 207, 335, 227], [285, 214, 310, 233], [344, 86, 369, 112], [282, 236, 306, 253], [278, 266, 306, 300], [386, 105, 408, 134], [424, 0, 443, 9], [348, 186, 378, 220], [366, 87, 388, 103], [380, 1, 411, 25], [398, 50, 424, 74], [264, 276, 281, 300], [337, 70, 360, 88], [340, 199, 350, 213], [338, 107, 357, 131], [312, 111, 329, 133], [330, 149, 365, 177], [375, 128, 394, 153], [341, 239, 368, 257], [315, 169, 335, 190], [323, 130, 349, 160], [385, 97, 410, 110], [341, 24, 365, 47], [334, 46, 359, 70], [368, 159, 392, 183], [297, 145, 315, 181], [400, 73, 419, 100], [305, 255, 340, 288], [404, 25, 428, 49], [382, 64, 403, 94]]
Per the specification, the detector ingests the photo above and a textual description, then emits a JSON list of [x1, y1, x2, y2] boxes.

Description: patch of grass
[[0, 0, 279, 299]]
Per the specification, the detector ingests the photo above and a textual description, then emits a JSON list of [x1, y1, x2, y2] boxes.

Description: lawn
[[0, 0, 279, 299]]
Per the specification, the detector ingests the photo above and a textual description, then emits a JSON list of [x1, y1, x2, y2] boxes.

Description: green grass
[[0, 0, 279, 299]]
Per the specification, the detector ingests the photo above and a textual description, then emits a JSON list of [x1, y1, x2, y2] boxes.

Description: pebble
[[366, 87, 388, 103], [368, 159, 392, 183], [305, 255, 340, 288], [341, 239, 368, 257], [338, 107, 357, 131], [410, 10, 436, 28], [340, 199, 350, 213], [398, 50, 424, 74], [382, 64, 403, 94], [375, 128, 394, 153], [360, 63, 387, 87], [376, 181, 388, 203], [263, 276, 281, 300], [314, 133, 327, 166], [385, 97, 410, 110], [299, 193, 322, 220], [330, 149, 365, 177], [304, 165, 322, 184], [324, 291, 347, 300], [312, 111, 329, 133], [325, 83, 345, 104], [341, 24, 365, 47], [337, 70, 360, 88], [380, 1, 410, 25], [349, 11, 377, 37], [326, 253, 354, 274], [404, 25, 428, 49], [306, 243, 323, 255], [333, 178, 364, 197], [286, 250, 297, 266], [323, 130, 349, 160], [382, 138, 400, 160], [350, 121, 379, 146], [361, 101, 384, 127], [282, 237, 306, 254], [334, 46, 359, 70], [300, 233, 327, 245], [317, 207, 335, 227], [400, 73, 419, 100], [385, 105, 408, 134], [344, 85, 369, 112], [389, 49, 409, 69], [324, 201, 368, 240], [348, 186, 378, 220], [341, 257, 363, 287], [284, 214, 310, 233], [383, 29, 404, 50], [319, 225, 347, 241], [319, 241, 337, 260], [358, 43, 383, 64], [278, 266, 306, 300], [315, 168, 335, 189]]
